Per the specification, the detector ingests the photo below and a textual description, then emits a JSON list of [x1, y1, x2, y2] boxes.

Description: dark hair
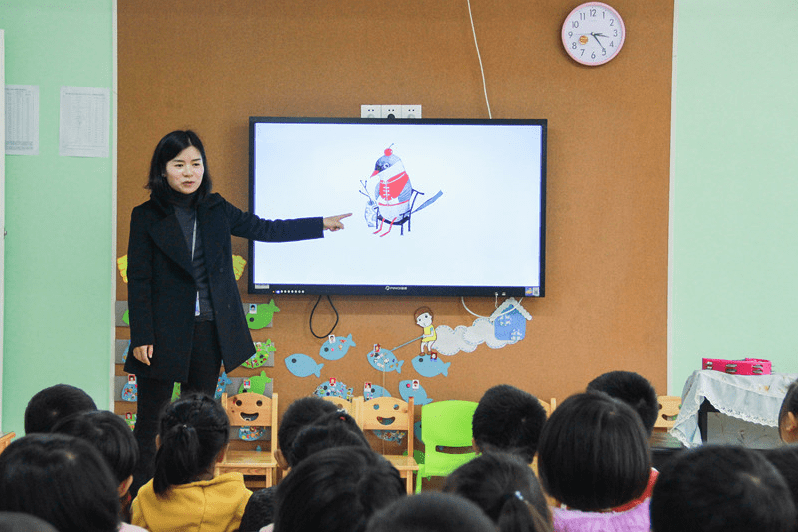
[[0, 434, 120, 532], [51, 410, 138, 484], [288, 410, 370, 467], [762, 446, 798, 524], [274, 446, 405, 532], [651, 445, 795, 532], [146, 130, 212, 201], [472, 384, 547, 462], [365, 492, 496, 532], [444, 452, 553, 532], [779, 380, 798, 429], [24, 384, 97, 434], [537, 391, 650, 511], [0, 512, 59, 532], [153, 393, 229, 495], [587, 371, 659, 435], [239, 488, 276, 532], [277, 396, 338, 461]]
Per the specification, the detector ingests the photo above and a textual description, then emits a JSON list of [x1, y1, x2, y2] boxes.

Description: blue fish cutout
[[399, 379, 433, 405], [365, 383, 392, 399], [215, 371, 232, 399], [374, 430, 405, 443], [319, 333, 356, 361], [285, 353, 324, 378], [412, 354, 450, 377], [314, 380, 354, 400], [367, 347, 404, 374]]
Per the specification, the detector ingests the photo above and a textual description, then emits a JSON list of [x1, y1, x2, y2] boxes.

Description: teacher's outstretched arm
[[323, 213, 352, 231]]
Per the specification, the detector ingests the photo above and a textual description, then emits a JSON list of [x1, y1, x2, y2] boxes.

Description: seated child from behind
[[472, 384, 547, 464], [131, 393, 251, 532], [24, 383, 97, 434], [586, 370, 660, 510]]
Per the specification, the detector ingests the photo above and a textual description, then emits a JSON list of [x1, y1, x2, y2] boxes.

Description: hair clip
[[514, 491, 525, 501]]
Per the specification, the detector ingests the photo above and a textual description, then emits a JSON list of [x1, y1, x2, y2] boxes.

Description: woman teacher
[[125, 130, 350, 491]]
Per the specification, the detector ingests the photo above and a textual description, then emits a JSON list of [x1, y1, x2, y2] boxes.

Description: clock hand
[[590, 32, 607, 53]]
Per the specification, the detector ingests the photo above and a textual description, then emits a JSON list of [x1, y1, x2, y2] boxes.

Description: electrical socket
[[382, 105, 401, 119], [402, 105, 422, 119], [361, 105, 380, 119], [361, 105, 422, 119]]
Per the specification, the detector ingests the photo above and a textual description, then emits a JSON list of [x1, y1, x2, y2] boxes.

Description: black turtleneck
[[167, 187, 214, 321]]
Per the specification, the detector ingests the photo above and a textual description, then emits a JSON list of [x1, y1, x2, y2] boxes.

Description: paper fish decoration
[[318, 333, 356, 361], [399, 379, 433, 405], [232, 255, 247, 281], [285, 353, 324, 378], [215, 371, 232, 399], [121, 375, 137, 402], [238, 371, 272, 395], [239, 426, 265, 441], [412, 353, 450, 377], [243, 340, 275, 369], [246, 300, 280, 329], [314, 379, 354, 400], [366, 347, 404, 374]]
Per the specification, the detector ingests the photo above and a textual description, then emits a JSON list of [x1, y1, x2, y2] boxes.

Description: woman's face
[[165, 146, 204, 195]]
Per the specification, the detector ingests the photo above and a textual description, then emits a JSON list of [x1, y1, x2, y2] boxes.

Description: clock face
[[562, 2, 625, 66]]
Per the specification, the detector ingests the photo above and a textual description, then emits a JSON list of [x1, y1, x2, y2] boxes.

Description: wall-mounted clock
[[562, 2, 626, 66]]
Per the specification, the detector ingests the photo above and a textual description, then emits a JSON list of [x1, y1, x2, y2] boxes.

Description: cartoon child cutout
[[415, 306, 437, 354]]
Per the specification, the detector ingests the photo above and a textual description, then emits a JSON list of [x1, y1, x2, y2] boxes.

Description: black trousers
[[130, 320, 222, 495]]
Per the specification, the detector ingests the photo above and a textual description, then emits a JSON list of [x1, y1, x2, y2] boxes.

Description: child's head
[[274, 446, 405, 532], [153, 392, 229, 494], [365, 492, 496, 532], [443, 451, 553, 532], [586, 370, 659, 435], [288, 409, 370, 465], [0, 512, 59, 532], [239, 488, 276, 532], [0, 433, 120, 532], [472, 384, 547, 463], [762, 445, 798, 518], [276, 395, 339, 469], [537, 391, 650, 511], [51, 410, 139, 489], [24, 383, 97, 434], [651, 445, 795, 532], [779, 380, 798, 443]]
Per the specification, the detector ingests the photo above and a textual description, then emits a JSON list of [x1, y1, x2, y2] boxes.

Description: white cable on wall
[[466, 0, 492, 119]]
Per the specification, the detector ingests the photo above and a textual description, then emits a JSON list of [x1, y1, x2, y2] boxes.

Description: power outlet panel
[[360, 105, 422, 119]]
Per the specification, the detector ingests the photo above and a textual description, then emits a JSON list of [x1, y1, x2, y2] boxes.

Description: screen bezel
[[247, 116, 546, 298]]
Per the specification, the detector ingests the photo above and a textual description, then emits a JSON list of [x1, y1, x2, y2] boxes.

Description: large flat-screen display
[[248, 117, 546, 297]]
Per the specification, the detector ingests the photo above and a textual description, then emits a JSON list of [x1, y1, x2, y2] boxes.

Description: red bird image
[[367, 146, 413, 236]]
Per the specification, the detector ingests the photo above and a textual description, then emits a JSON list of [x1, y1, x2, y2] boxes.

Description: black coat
[[124, 192, 323, 382]]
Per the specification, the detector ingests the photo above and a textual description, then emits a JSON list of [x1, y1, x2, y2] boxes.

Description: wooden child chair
[[654, 396, 681, 431], [354, 396, 418, 494], [0, 432, 16, 456], [322, 395, 355, 415], [216, 392, 279, 488]]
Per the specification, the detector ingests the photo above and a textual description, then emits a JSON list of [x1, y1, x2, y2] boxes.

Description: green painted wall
[[2, 1, 114, 433], [669, 0, 798, 393]]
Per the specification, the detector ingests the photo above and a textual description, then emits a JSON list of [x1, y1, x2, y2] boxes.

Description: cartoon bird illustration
[[368, 146, 413, 236]]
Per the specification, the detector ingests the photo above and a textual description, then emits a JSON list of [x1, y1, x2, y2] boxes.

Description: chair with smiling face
[[215, 392, 278, 488], [415, 400, 479, 493], [654, 396, 681, 431], [354, 395, 418, 494], [321, 395, 355, 416]]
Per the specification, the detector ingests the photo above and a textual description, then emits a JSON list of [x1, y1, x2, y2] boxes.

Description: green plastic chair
[[415, 400, 478, 493]]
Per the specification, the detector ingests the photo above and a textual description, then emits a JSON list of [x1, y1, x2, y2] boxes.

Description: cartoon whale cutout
[[399, 379, 433, 405], [319, 333, 356, 361], [412, 354, 451, 378], [285, 353, 324, 378], [366, 347, 404, 374]]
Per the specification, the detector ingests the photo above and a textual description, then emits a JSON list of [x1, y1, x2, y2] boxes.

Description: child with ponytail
[[131, 393, 251, 532], [443, 451, 553, 532]]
